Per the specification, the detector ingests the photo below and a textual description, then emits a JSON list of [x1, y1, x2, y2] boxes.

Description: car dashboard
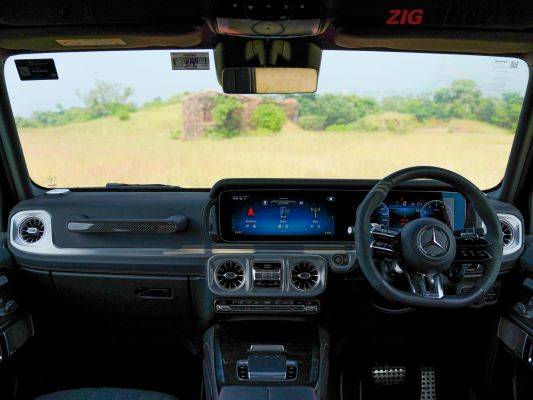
[[5, 179, 525, 324]]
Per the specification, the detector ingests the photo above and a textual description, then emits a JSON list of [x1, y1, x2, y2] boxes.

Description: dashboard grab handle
[[67, 215, 189, 234]]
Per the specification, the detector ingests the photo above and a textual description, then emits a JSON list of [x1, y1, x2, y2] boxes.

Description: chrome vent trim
[[482, 213, 523, 257], [18, 217, 45, 244], [290, 261, 320, 291], [214, 260, 245, 290], [500, 220, 514, 248], [497, 213, 523, 256], [10, 210, 53, 251]]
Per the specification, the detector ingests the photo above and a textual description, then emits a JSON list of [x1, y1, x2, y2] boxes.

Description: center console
[[205, 228, 330, 398], [205, 185, 474, 399], [203, 321, 329, 400]]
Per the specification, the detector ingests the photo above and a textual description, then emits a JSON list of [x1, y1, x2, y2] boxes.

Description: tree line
[[290, 79, 523, 132], [15, 81, 183, 128], [15, 79, 524, 133]]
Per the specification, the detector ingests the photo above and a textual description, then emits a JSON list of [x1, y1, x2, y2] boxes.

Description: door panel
[[0, 241, 34, 400], [490, 237, 533, 399]]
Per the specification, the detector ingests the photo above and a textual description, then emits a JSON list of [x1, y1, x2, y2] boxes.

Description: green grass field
[[18, 103, 514, 189]]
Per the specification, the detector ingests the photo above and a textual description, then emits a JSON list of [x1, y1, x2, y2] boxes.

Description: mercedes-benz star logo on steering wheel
[[418, 226, 449, 257]]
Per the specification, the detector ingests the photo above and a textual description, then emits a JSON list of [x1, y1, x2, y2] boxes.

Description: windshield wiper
[[105, 183, 181, 190]]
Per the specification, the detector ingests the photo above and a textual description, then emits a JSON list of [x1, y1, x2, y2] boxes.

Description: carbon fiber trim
[[68, 221, 177, 234], [67, 214, 188, 234]]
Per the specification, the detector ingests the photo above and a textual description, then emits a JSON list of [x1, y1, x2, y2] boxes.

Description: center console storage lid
[[219, 386, 316, 400]]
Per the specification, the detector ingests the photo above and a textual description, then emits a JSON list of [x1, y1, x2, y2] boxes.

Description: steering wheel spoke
[[405, 272, 445, 299], [370, 226, 401, 259]]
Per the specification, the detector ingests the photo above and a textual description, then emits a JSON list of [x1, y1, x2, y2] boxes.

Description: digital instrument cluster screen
[[369, 191, 467, 231], [219, 191, 336, 241]]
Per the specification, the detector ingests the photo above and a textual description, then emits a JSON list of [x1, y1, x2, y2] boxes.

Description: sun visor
[[0, 25, 203, 52], [335, 27, 533, 55]]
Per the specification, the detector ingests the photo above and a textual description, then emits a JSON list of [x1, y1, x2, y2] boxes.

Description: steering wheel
[[355, 166, 503, 308]]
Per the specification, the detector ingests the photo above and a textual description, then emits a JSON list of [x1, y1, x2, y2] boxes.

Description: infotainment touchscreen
[[219, 191, 336, 241]]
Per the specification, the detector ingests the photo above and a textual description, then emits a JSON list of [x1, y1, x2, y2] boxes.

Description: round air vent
[[215, 260, 245, 290], [500, 220, 514, 248], [18, 217, 45, 244], [291, 261, 320, 291]]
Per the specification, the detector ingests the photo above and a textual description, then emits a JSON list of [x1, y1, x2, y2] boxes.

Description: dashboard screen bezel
[[217, 188, 470, 243], [218, 189, 342, 242]]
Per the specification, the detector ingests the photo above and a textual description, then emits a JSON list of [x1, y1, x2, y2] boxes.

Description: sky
[[4, 49, 530, 117]]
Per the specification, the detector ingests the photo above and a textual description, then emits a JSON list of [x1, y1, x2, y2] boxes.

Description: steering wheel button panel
[[370, 226, 401, 259], [456, 248, 492, 262], [455, 237, 492, 262]]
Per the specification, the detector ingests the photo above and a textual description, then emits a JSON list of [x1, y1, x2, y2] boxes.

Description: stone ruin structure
[[181, 91, 298, 140]]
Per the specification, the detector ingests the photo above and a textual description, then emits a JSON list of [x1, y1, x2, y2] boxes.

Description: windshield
[[4, 50, 529, 189]]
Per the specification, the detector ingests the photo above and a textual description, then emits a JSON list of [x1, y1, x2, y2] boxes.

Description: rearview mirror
[[215, 40, 322, 94], [222, 67, 318, 94]]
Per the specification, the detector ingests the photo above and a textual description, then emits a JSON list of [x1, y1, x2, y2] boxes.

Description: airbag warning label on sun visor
[[170, 52, 210, 70], [15, 59, 58, 81]]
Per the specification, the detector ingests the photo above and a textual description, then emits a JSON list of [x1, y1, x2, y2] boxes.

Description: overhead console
[[212, 0, 327, 37]]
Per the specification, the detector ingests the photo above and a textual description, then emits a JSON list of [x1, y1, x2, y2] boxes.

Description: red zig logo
[[386, 9, 424, 25]]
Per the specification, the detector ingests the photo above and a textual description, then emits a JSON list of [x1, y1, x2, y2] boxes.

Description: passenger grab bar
[[67, 215, 188, 234]]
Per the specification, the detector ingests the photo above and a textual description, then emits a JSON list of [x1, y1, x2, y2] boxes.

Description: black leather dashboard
[[3, 179, 526, 329], [7, 179, 525, 274]]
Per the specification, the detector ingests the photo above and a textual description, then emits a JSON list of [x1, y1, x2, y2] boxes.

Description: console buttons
[[332, 254, 348, 266], [215, 299, 320, 313], [513, 302, 528, 317], [254, 280, 281, 288], [332, 254, 343, 265], [237, 361, 249, 380], [485, 285, 501, 303], [461, 282, 501, 306], [286, 361, 298, 380], [253, 262, 282, 270], [253, 261, 283, 288], [237, 359, 297, 381]]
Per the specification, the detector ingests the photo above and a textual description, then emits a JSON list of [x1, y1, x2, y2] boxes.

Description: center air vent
[[500, 220, 514, 248], [215, 260, 245, 290], [291, 261, 320, 291], [18, 217, 45, 244]]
